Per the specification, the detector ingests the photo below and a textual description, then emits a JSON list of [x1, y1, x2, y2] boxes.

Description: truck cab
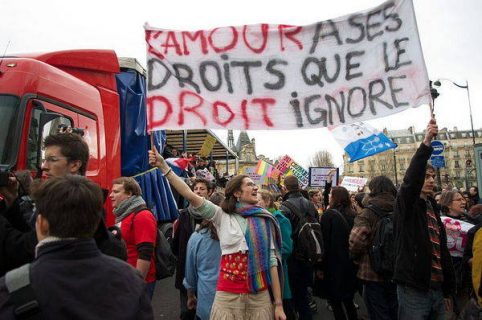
[[0, 50, 180, 227]]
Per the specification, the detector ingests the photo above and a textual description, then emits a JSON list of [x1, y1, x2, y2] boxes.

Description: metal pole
[[225, 151, 229, 174], [436, 168, 442, 189], [465, 81, 476, 146], [393, 150, 398, 185], [182, 130, 187, 153]]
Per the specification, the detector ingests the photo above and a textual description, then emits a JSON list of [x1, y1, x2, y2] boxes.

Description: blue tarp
[[116, 69, 178, 222]]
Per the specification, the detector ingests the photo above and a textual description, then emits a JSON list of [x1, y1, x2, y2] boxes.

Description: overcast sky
[[2, 0, 481, 167]]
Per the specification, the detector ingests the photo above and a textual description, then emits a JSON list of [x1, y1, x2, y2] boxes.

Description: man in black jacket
[[0, 175, 153, 319], [393, 118, 456, 320], [280, 175, 318, 320], [0, 133, 126, 277]]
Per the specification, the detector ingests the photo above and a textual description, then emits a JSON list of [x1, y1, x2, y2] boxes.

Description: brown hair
[[44, 133, 89, 176], [220, 175, 248, 213], [284, 175, 299, 192], [193, 178, 214, 192], [308, 189, 321, 200], [112, 177, 142, 196], [258, 189, 275, 209], [33, 175, 103, 238], [330, 186, 354, 214]]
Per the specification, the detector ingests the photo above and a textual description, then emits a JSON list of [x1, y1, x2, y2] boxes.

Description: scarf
[[113, 195, 146, 224], [236, 202, 282, 293]]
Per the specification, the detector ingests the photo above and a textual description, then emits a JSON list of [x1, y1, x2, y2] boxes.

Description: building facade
[[343, 127, 482, 189]]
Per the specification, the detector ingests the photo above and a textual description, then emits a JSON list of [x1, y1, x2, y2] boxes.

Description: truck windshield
[[0, 95, 20, 165]]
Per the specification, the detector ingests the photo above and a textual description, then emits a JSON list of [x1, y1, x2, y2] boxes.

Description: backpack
[[5, 264, 42, 320], [367, 205, 395, 279], [133, 208, 177, 280], [282, 200, 324, 267]]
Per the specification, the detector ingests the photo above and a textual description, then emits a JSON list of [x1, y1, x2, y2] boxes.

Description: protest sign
[[341, 176, 367, 192], [442, 217, 475, 258], [145, 0, 430, 131], [240, 166, 264, 185], [309, 167, 339, 187], [198, 134, 217, 157], [275, 155, 309, 188]]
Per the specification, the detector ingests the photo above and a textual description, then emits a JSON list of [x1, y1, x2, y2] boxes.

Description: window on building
[[359, 164, 364, 172], [454, 160, 460, 168]]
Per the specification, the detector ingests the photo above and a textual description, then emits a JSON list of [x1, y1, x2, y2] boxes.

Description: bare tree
[[309, 150, 334, 167]]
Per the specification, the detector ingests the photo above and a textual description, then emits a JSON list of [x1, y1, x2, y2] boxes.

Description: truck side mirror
[[35, 111, 63, 178]]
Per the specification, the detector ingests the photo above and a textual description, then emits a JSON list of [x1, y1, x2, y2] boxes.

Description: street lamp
[[433, 79, 476, 146]]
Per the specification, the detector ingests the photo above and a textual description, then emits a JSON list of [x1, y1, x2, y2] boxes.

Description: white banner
[[145, 0, 430, 131], [309, 167, 339, 187], [341, 176, 368, 192], [441, 217, 474, 258]]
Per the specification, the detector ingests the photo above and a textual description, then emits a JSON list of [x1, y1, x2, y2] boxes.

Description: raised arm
[[148, 149, 204, 208], [323, 169, 336, 208]]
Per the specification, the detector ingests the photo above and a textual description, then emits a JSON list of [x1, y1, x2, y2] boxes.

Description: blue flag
[[331, 122, 397, 162]]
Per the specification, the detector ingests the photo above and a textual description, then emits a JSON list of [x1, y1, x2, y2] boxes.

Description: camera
[[0, 168, 11, 187]]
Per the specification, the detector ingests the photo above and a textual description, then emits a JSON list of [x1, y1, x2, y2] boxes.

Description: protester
[[440, 190, 468, 221], [172, 178, 214, 320], [0, 176, 153, 319], [352, 192, 366, 215], [184, 219, 221, 320], [258, 189, 295, 320], [308, 189, 323, 214], [1, 132, 127, 276], [110, 177, 157, 298], [466, 204, 482, 226], [322, 170, 336, 212], [349, 176, 398, 320], [468, 186, 480, 207], [319, 186, 358, 320], [0, 175, 36, 276], [280, 175, 319, 320], [149, 149, 285, 320], [393, 118, 455, 320]]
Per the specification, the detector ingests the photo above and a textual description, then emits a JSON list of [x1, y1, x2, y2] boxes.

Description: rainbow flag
[[256, 160, 276, 177]]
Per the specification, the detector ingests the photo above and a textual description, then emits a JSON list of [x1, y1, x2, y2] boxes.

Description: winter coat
[[0, 238, 153, 319], [393, 143, 456, 296], [319, 206, 358, 301], [349, 193, 395, 282]]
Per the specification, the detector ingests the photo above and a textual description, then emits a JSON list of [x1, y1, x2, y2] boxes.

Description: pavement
[[152, 276, 369, 319]]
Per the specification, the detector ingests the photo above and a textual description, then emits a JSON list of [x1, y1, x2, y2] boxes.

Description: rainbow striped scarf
[[236, 203, 282, 293]]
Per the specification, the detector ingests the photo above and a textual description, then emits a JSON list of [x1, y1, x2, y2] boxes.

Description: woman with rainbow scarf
[[149, 149, 286, 320]]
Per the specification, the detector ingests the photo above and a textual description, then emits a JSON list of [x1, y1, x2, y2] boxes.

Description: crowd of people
[[1, 118, 482, 320]]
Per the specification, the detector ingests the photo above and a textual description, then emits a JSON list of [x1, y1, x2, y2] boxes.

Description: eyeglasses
[[41, 156, 68, 163]]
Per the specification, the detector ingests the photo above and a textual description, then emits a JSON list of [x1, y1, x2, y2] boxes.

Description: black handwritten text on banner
[[145, 0, 430, 131]]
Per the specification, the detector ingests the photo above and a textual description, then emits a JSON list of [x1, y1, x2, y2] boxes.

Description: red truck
[[0, 49, 178, 229]]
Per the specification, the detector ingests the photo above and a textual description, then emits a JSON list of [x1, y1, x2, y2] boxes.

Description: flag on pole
[[255, 160, 271, 176], [331, 122, 397, 162], [165, 157, 193, 176]]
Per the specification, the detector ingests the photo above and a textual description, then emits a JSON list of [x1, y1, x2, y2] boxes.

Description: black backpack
[[367, 205, 395, 279], [133, 208, 177, 280], [282, 201, 324, 267]]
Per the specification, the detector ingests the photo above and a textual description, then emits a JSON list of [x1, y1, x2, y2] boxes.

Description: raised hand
[[423, 118, 438, 146], [148, 149, 169, 173]]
